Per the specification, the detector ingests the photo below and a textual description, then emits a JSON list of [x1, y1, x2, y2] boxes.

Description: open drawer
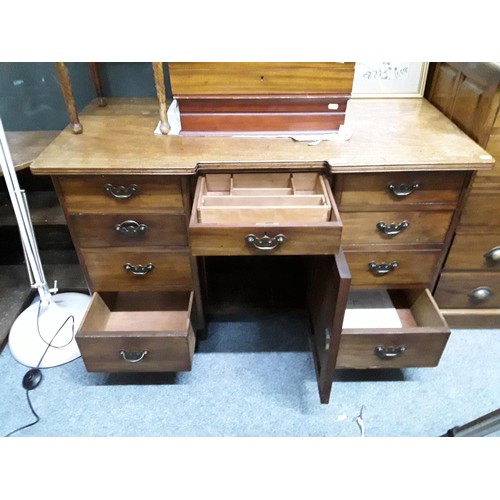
[[189, 172, 343, 255], [76, 291, 195, 372], [336, 289, 450, 369]]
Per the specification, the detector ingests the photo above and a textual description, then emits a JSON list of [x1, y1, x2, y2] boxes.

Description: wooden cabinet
[[426, 62, 500, 327], [30, 96, 493, 403]]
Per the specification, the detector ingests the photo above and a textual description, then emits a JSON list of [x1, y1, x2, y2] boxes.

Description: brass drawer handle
[[468, 287, 493, 303], [387, 183, 419, 198], [123, 262, 155, 275], [120, 350, 148, 363], [368, 261, 398, 275], [115, 220, 148, 237], [484, 246, 500, 264], [375, 345, 406, 359], [376, 220, 409, 236], [104, 183, 139, 199], [245, 233, 286, 251]]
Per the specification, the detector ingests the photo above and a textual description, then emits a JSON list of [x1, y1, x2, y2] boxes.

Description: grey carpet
[[1, 312, 499, 437]]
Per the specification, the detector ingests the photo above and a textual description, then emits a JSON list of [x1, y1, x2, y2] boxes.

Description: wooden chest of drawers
[[426, 61, 500, 327], [332, 171, 466, 289], [55, 174, 199, 372]]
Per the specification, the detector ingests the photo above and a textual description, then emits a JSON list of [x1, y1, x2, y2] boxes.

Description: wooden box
[[168, 62, 355, 135], [76, 291, 195, 372]]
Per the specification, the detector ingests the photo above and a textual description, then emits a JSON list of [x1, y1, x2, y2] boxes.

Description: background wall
[[0, 62, 170, 131]]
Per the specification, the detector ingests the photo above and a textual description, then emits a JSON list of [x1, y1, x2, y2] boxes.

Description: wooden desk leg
[[152, 62, 170, 134], [88, 62, 107, 107], [54, 62, 82, 134]]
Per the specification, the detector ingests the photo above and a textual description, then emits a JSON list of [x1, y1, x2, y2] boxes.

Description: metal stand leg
[[442, 408, 500, 437]]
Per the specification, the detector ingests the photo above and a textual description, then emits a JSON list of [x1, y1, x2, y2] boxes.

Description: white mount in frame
[[351, 62, 429, 98]]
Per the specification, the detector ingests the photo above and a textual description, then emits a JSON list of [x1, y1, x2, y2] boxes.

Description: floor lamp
[[0, 118, 91, 368]]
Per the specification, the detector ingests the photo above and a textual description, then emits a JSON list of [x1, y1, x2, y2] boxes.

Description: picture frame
[[351, 62, 429, 98]]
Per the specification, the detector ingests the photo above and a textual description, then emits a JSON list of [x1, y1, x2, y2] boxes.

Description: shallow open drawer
[[189, 172, 343, 255], [76, 291, 195, 372], [336, 289, 450, 369]]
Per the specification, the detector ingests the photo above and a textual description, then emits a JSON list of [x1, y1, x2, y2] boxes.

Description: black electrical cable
[[4, 299, 75, 437]]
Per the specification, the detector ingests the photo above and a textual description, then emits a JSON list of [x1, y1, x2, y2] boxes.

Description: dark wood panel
[[333, 171, 466, 210], [444, 233, 500, 270], [434, 272, 500, 308], [340, 210, 453, 245], [337, 330, 449, 369], [179, 112, 346, 135], [80, 248, 193, 291], [344, 249, 441, 287], [57, 175, 184, 214], [69, 213, 188, 248]]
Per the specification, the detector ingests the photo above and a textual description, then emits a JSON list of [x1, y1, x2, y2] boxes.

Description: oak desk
[[30, 97, 494, 403]]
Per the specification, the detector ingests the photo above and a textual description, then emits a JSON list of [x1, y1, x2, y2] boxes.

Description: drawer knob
[[368, 261, 398, 275], [468, 287, 493, 303], [123, 262, 155, 276], [115, 220, 148, 237], [104, 183, 139, 199], [387, 183, 419, 198], [484, 246, 500, 264], [376, 220, 409, 236], [120, 350, 149, 363], [245, 233, 286, 251], [375, 345, 406, 359]]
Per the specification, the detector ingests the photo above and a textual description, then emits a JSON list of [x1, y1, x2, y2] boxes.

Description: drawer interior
[[196, 173, 333, 223], [79, 291, 193, 336], [342, 289, 447, 331]]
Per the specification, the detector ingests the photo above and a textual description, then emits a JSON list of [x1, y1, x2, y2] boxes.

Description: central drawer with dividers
[[76, 291, 196, 372], [189, 172, 343, 255], [336, 289, 450, 369]]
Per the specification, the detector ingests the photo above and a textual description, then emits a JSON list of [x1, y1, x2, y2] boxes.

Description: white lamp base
[[9, 292, 91, 368]]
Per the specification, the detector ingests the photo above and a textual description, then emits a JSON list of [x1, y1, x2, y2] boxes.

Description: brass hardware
[[484, 246, 500, 264], [387, 182, 419, 198], [120, 350, 149, 363], [115, 220, 148, 237], [123, 263, 155, 275], [376, 220, 409, 236], [375, 345, 406, 359], [245, 233, 286, 251], [368, 261, 398, 275], [468, 287, 493, 302], [104, 183, 139, 199]]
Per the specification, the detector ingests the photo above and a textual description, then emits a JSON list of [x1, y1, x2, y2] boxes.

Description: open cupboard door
[[307, 251, 351, 404]]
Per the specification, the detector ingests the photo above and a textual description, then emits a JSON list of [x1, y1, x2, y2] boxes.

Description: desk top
[[30, 98, 494, 176]]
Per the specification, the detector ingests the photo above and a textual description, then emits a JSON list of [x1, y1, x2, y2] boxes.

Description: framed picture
[[351, 62, 429, 98]]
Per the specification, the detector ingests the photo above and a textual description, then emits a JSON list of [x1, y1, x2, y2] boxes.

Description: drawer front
[[458, 192, 500, 229], [189, 224, 342, 256], [434, 272, 500, 308], [70, 214, 188, 248], [77, 291, 195, 372], [337, 330, 449, 369], [444, 233, 500, 270], [80, 249, 193, 291], [340, 210, 453, 245], [334, 172, 466, 210], [344, 250, 441, 287], [189, 172, 342, 256], [77, 324, 195, 372], [58, 175, 184, 214]]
